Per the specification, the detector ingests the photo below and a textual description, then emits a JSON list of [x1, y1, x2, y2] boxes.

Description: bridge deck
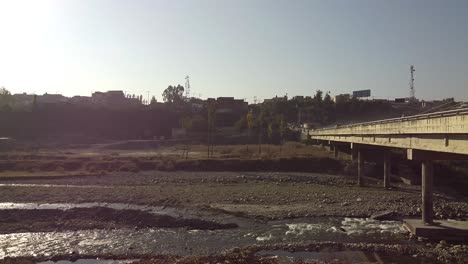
[[309, 109, 468, 155]]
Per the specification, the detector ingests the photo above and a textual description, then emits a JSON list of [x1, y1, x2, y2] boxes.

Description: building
[[12, 93, 68, 107], [333, 94, 351, 104], [263, 96, 288, 104], [206, 97, 248, 127], [12, 93, 35, 107], [91, 90, 141, 108], [69, 96, 92, 105], [37, 93, 68, 104], [292, 96, 304, 101]]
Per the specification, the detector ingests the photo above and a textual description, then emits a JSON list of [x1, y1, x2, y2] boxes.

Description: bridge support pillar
[[357, 150, 364, 186], [383, 151, 391, 189], [422, 160, 434, 225], [333, 146, 339, 158], [351, 148, 357, 161]]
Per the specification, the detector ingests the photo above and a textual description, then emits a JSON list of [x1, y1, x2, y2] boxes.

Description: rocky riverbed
[[0, 171, 467, 263]]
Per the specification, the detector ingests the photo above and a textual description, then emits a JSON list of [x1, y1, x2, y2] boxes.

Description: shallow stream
[[0, 202, 428, 263]]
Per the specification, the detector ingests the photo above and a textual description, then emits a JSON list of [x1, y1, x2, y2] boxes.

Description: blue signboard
[[352, 89, 371, 98]]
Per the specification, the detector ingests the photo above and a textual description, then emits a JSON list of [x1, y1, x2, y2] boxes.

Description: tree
[[150, 96, 157, 105], [267, 122, 274, 143], [247, 110, 255, 137], [190, 115, 208, 132], [0, 87, 13, 111], [245, 110, 255, 152], [162, 85, 184, 104], [0, 87, 10, 95], [180, 116, 193, 131], [180, 116, 193, 160], [279, 114, 286, 155], [32, 94, 37, 110], [267, 121, 275, 152], [257, 107, 266, 155], [234, 116, 247, 133], [313, 90, 323, 105], [207, 101, 217, 157], [322, 92, 335, 124]]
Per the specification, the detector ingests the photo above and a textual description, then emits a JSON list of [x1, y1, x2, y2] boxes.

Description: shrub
[[219, 147, 235, 155], [119, 163, 140, 173], [236, 146, 254, 159]]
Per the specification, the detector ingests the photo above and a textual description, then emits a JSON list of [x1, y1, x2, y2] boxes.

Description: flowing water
[[0, 202, 427, 263], [38, 260, 138, 264]]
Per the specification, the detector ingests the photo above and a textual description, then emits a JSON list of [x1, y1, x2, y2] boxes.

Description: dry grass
[[179, 142, 330, 159], [0, 171, 94, 178], [0, 143, 339, 178]]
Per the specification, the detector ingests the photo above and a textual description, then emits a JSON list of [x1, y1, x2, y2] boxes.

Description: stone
[[439, 240, 448, 247], [370, 210, 396, 221]]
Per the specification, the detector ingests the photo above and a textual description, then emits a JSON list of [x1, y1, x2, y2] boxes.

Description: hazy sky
[[0, 0, 467, 102]]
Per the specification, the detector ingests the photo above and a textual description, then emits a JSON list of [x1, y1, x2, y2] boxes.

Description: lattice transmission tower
[[185, 75, 191, 99], [409, 65, 415, 100]]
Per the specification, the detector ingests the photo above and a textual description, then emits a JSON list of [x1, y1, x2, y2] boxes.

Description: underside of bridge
[[309, 110, 468, 228], [308, 110, 468, 239], [316, 138, 468, 226]]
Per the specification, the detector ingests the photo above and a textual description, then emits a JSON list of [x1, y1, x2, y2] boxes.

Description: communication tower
[[185, 75, 191, 99], [410, 65, 415, 100]]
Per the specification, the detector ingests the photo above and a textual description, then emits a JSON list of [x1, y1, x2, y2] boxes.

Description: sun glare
[[0, 0, 62, 94]]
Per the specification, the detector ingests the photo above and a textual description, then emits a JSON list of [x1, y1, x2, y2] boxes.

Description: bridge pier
[[351, 149, 356, 161], [383, 151, 391, 189], [422, 160, 434, 225], [357, 149, 364, 186], [333, 146, 339, 158]]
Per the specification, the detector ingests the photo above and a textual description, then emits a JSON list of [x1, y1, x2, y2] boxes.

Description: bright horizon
[[0, 0, 467, 102]]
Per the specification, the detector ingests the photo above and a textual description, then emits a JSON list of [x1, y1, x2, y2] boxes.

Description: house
[[333, 94, 351, 104], [37, 93, 68, 104], [207, 97, 248, 127], [91, 90, 141, 108]]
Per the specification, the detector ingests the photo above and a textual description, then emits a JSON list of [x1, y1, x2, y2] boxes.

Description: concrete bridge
[[307, 108, 468, 236]]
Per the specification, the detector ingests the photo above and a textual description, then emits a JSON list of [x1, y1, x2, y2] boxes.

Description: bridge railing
[[311, 108, 468, 135]]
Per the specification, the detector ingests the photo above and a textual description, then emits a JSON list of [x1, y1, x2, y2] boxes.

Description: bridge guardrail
[[314, 108, 468, 132]]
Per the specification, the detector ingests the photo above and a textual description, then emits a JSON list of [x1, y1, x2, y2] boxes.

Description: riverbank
[[0, 171, 466, 220]]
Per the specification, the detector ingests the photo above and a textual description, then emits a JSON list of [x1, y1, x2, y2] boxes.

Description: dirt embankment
[[0, 156, 344, 175], [0, 207, 237, 234]]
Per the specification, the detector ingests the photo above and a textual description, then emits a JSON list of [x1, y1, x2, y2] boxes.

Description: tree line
[[0, 86, 394, 143]]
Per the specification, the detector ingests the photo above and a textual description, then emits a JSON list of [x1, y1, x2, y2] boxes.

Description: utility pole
[[146, 91, 150, 105]]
